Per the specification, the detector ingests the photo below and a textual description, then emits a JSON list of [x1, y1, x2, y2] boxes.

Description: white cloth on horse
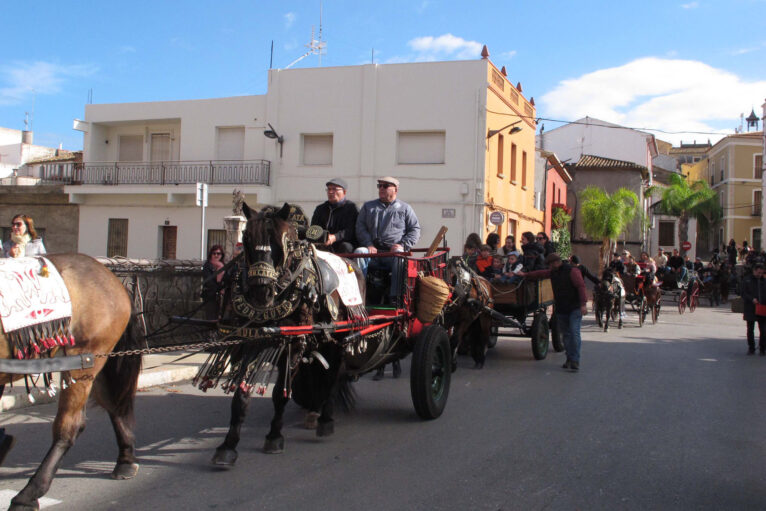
[[0, 257, 71, 332], [613, 274, 627, 297], [315, 250, 363, 306]]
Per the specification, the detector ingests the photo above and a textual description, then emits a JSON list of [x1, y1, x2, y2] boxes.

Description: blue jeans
[[557, 309, 583, 363], [354, 247, 405, 298]]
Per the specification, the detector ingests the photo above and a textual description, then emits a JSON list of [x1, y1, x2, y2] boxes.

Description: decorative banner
[[0, 257, 72, 332], [315, 251, 363, 306]]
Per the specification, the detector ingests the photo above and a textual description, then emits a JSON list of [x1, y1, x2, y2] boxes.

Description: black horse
[[443, 257, 493, 369], [594, 269, 623, 331], [206, 203, 366, 465]]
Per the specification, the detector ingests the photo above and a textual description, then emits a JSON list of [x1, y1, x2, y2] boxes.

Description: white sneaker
[[619, 312, 626, 319]]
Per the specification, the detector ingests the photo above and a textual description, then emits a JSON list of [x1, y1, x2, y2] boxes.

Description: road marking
[[0, 489, 61, 508], [699, 358, 718, 362]]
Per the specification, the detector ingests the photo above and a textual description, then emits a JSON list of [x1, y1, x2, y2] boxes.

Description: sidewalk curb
[[1, 358, 204, 413]]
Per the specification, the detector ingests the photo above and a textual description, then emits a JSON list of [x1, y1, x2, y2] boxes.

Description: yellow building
[[483, 59, 543, 243], [681, 158, 708, 184], [707, 131, 763, 251]]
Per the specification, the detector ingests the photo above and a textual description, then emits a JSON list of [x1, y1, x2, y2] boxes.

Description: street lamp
[[487, 120, 522, 139], [263, 123, 284, 157]]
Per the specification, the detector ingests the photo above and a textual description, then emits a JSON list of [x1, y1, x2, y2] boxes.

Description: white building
[[0, 127, 61, 179], [38, 59, 541, 259]]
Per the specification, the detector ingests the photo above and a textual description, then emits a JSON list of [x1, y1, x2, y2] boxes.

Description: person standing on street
[[516, 253, 588, 372], [741, 263, 766, 355]]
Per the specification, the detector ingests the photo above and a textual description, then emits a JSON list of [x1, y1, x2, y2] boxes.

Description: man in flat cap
[[516, 253, 588, 372], [310, 178, 358, 253], [354, 176, 421, 292]]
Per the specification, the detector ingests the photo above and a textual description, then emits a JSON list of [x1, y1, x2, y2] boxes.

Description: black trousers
[[746, 318, 766, 351]]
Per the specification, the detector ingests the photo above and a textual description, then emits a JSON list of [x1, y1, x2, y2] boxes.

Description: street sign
[[196, 182, 208, 207], [489, 211, 504, 225], [681, 241, 692, 251]]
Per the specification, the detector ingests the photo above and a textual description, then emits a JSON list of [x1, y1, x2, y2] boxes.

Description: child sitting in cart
[[475, 244, 493, 274]]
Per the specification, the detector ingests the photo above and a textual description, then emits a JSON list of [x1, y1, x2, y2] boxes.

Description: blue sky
[[2, 0, 765, 149]]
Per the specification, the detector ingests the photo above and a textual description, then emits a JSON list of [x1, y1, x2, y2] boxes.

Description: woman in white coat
[[3, 214, 46, 257]]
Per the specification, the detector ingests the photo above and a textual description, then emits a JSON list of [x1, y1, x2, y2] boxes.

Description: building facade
[[25, 58, 540, 259], [708, 131, 763, 251]]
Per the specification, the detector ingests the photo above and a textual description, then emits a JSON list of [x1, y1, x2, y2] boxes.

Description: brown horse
[[444, 257, 493, 368], [0, 254, 143, 511]]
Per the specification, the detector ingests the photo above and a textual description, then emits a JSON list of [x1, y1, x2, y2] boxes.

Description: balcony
[[38, 160, 270, 186], [753, 203, 762, 217]]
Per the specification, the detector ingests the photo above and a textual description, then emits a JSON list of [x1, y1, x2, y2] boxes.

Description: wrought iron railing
[[39, 160, 270, 186]]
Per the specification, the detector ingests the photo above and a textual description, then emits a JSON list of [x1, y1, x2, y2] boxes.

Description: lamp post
[[263, 123, 284, 158], [487, 120, 522, 139]]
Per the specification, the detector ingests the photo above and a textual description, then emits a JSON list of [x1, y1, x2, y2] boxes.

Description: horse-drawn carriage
[[485, 278, 564, 360], [622, 270, 661, 325], [658, 268, 700, 314], [0, 203, 461, 508]]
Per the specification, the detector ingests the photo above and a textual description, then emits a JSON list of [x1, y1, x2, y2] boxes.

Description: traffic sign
[[489, 211, 504, 225], [681, 241, 692, 251]]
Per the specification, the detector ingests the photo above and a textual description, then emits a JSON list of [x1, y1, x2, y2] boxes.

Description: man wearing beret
[[354, 176, 421, 294], [310, 178, 359, 254]]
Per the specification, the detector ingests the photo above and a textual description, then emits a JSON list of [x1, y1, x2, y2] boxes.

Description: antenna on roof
[[284, 1, 326, 69]]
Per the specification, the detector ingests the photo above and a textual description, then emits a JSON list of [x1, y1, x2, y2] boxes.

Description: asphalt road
[[1, 303, 765, 510]]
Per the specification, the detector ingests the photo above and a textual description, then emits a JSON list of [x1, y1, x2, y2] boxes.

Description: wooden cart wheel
[[550, 311, 565, 352], [689, 293, 698, 313], [530, 312, 550, 361], [678, 290, 687, 314], [411, 325, 452, 420], [637, 296, 645, 327]]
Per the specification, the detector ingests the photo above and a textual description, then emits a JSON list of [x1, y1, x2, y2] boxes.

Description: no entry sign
[[681, 241, 692, 251]]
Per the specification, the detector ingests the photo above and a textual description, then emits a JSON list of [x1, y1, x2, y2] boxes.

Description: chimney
[[21, 130, 33, 144]]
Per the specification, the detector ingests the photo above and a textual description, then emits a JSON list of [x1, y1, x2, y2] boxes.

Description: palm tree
[[579, 186, 640, 275], [647, 173, 721, 257]]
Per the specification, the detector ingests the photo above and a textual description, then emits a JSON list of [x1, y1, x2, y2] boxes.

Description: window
[[150, 133, 171, 162], [755, 154, 763, 180], [118, 135, 143, 162], [754, 229, 762, 252], [720, 155, 725, 181], [510, 143, 517, 183], [521, 151, 527, 188], [496, 134, 504, 177], [397, 131, 445, 164], [217, 127, 245, 160], [302, 134, 333, 165], [107, 219, 129, 257], [754, 190, 762, 216], [658, 221, 675, 246], [710, 160, 715, 185], [161, 226, 177, 259], [207, 229, 226, 253]]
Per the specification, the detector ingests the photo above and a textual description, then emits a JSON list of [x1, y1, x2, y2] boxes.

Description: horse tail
[[101, 307, 144, 417], [334, 374, 357, 413]]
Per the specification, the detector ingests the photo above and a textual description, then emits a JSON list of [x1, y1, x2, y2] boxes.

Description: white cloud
[[0, 61, 97, 106], [407, 33, 482, 60], [540, 57, 766, 144], [416, 1, 430, 14], [284, 12, 296, 29], [499, 50, 517, 59], [681, 1, 699, 8]]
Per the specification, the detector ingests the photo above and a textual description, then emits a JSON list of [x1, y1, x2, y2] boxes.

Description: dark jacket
[[727, 244, 738, 265], [608, 259, 625, 275], [668, 255, 684, 270], [542, 240, 556, 257], [201, 260, 224, 302], [741, 274, 766, 321], [521, 242, 545, 271], [311, 199, 359, 252], [526, 263, 588, 314]]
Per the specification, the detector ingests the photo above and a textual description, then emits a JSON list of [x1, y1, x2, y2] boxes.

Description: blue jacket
[[356, 199, 421, 250]]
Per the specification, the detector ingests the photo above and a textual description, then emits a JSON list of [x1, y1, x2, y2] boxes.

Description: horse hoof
[[111, 462, 139, 480], [316, 421, 335, 437], [8, 498, 38, 511], [473, 361, 484, 369], [263, 437, 284, 454], [304, 412, 320, 430], [212, 448, 238, 466]]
